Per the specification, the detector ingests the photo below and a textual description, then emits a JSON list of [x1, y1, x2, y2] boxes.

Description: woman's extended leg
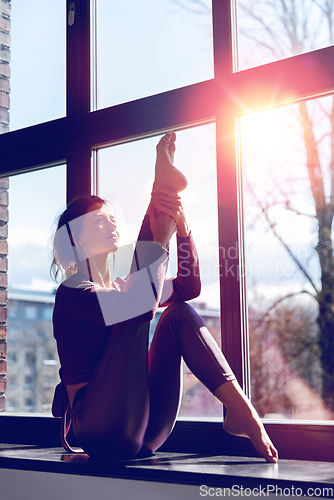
[[143, 302, 235, 451], [143, 302, 278, 463]]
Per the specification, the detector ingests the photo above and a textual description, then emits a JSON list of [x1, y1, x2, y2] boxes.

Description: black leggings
[[71, 302, 235, 459]]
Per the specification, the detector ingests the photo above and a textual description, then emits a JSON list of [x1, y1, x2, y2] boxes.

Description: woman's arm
[[159, 232, 201, 306], [150, 187, 201, 305]]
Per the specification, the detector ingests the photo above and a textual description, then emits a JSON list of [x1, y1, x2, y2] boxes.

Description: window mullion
[[212, 0, 234, 77], [66, 0, 90, 119], [212, 0, 247, 387], [216, 106, 246, 388], [66, 0, 91, 202]]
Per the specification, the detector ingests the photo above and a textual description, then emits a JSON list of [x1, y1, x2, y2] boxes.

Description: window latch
[[68, 2, 75, 26]]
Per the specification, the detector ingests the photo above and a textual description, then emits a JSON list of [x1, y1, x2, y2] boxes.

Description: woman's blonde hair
[[51, 195, 106, 282]]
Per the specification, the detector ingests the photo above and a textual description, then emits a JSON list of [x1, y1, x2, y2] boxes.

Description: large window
[[10, 0, 66, 130], [237, 0, 334, 71], [95, 0, 214, 109], [5, 167, 65, 413], [241, 96, 334, 421], [0, 0, 334, 458]]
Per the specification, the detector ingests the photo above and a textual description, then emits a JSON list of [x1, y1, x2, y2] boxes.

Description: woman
[[51, 133, 278, 463]]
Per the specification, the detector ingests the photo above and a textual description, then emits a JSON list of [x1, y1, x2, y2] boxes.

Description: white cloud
[[14, 278, 56, 293], [8, 225, 50, 249]]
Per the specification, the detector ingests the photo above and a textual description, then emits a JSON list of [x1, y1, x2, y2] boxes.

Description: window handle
[[68, 2, 75, 26]]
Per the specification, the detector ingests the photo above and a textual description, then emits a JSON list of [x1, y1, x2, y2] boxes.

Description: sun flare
[[240, 107, 295, 159]]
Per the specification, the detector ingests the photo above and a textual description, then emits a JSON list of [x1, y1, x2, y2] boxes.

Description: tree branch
[[284, 201, 317, 218], [247, 183, 320, 294], [256, 290, 317, 327], [263, 207, 319, 293], [239, 2, 291, 57], [268, 174, 316, 218], [171, 0, 210, 15]]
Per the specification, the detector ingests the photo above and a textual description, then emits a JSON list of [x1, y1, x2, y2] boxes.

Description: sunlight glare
[[241, 108, 294, 160]]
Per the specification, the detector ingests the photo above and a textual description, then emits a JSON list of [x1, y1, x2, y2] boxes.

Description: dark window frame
[[0, 0, 334, 460]]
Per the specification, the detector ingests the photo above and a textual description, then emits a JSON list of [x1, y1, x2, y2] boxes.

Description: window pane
[[98, 124, 223, 419], [238, 0, 334, 71], [10, 0, 66, 130], [5, 165, 66, 413], [95, 0, 213, 109], [241, 95, 334, 420]]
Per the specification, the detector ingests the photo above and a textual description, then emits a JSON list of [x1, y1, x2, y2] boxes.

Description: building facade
[[6, 289, 59, 413]]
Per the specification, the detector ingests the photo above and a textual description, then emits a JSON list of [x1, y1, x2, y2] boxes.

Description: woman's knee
[[161, 301, 194, 318], [159, 302, 204, 328]]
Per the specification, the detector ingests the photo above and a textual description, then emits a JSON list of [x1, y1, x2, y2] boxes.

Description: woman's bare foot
[[153, 132, 188, 193], [215, 381, 278, 463], [223, 404, 278, 463]]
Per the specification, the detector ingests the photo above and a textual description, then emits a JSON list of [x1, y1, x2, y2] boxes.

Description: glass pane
[[241, 95, 334, 420], [98, 124, 223, 419], [5, 165, 66, 413], [95, 0, 213, 109], [10, 0, 66, 130], [238, 0, 334, 71]]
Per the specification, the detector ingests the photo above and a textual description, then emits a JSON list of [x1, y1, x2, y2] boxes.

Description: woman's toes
[[168, 139, 176, 155], [157, 133, 172, 151], [169, 131, 176, 142], [264, 443, 278, 463], [163, 131, 176, 146], [223, 408, 278, 463], [251, 428, 278, 463]]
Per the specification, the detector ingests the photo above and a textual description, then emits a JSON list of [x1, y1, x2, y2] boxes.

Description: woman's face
[[75, 204, 119, 258]]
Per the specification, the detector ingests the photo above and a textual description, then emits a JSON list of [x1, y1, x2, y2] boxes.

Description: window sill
[[0, 415, 333, 462], [0, 443, 333, 497]]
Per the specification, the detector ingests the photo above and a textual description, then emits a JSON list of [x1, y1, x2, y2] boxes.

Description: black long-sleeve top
[[52, 216, 200, 417]]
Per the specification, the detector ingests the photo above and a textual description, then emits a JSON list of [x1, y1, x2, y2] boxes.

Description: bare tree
[[248, 297, 325, 417], [239, 0, 334, 410], [173, 0, 334, 410]]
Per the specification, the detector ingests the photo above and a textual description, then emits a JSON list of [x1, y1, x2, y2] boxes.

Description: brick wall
[[0, 0, 10, 135], [0, 0, 10, 411]]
